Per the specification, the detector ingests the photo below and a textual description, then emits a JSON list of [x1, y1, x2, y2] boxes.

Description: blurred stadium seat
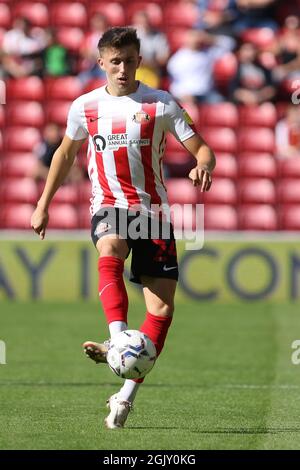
[[204, 205, 238, 230], [0, 154, 36, 178], [0, 105, 5, 127], [166, 28, 189, 52], [0, 177, 38, 204], [7, 77, 45, 102], [164, 2, 199, 27], [7, 101, 45, 128], [239, 104, 277, 128], [238, 178, 276, 205], [56, 27, 85, 53], [46, 101, 72, 126], [126, 2, 163, 28], [240, 28, 276, 49], [50, 2, 88, 28], [239, 204, 278, 230], [238, 154, 277, 179], [213, 153, 238, 179], [52, 184, 80, 204], [238, 128, 275, 153], [166, 178, 198, 205], [279, 158, 300, 178], [4, 127, 41, 152], [201, 128, 237, 153], [88, 2, 126, 26], [199, 103, 238, 128], [12, 2, 49, 27], [213, 53, 238, 87], [277, 179, 300, 204], [46, 77, 83, 101], [203, 178, 238, 205], [47, 204, 79, 229], [0, 203, 34, 229], [280, 205, 300, 230], [78, 203, 92, 229], [0, 3, 11, 28], [163, 152, 194, 178]]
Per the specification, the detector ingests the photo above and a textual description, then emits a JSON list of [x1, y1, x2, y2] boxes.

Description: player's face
[[98, 45, 142, 96]]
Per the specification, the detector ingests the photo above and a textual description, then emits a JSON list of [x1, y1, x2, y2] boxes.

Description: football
[[107, 330, 157, 379]]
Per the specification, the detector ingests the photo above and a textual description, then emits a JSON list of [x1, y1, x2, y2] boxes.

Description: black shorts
[[91, 207, 178, 285]]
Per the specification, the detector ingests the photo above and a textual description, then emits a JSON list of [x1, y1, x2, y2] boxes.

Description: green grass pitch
[[1, 300, 300, 450]]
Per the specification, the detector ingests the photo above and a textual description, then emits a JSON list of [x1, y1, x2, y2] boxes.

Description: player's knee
[[152, 302, 174, 318]]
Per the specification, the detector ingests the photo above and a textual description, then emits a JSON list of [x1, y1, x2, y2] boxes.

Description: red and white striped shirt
[[66, 82, 195, 215]]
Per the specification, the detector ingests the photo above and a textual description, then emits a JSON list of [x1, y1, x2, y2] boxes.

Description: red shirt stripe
[[140, 102, 161, 205], [111, 117, 140, 207]]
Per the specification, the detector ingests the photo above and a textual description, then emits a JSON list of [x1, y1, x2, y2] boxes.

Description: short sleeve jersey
[[66, 82, 196, 215]]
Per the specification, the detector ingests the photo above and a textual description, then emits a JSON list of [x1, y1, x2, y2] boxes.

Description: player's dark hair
[[98, 27, 140, 54]]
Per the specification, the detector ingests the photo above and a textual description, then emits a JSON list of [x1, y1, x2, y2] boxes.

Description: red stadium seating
[[238, 178, 276, 205], [7, 101, 45, 128], [204, 205, 238, 230], [239, 104, 277, 128], [50, 3, 88, 28], [238, 128, 275, 153], [78, 203, 92, 229], [169, 204, 199, 231], [78, 179, 92, 204], [239, 204, 278, 230], [201, 127, 237, 153], [7, 77, 45, 101], [46, 101, 71, 126], [277, 179, 300, 203], [280, 205, 300, 230], [88, 2, 126, 26], [83, 78, 107, 94], [0, 3, 11, 28], [166, 133, 187, 154], [0, 105, 5, 127], [47, 204, 79, 229], [199, 103, 238, 128], [56, 27, 84, 53], [164, 2, 199, 28], [12, 2, 49, 27], [165, 178, 198, 205], [213, 53, 238, 86], [167, 28, 189, 52], [0, 177, 38, 204], [203, 178, 238, 205], [46, 77, 83, 101], [126, 2, 163, 27], [279, 157, 300, 178], [213, 153, 238, 179], [241, 28, 276, 49], [0, 203, 35, 229], [238, 154, 277, 179], [52, 184, 79, 204], [4, 127, 41, 152], [163, 152, 194, 178], [0, 154, 36, 178]]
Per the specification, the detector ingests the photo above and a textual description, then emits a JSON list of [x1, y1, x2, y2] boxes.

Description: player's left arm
[[182, 133, 216, 192]]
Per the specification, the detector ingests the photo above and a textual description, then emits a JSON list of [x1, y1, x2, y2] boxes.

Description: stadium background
[[1, 0, 300, 451]]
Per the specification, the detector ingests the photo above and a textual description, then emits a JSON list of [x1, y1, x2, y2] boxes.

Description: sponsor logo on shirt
[[93, 133, 150, 151], [132, 111, 151, 124]]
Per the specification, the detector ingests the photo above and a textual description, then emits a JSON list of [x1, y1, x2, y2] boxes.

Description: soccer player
[[31, 27, 216, 429]]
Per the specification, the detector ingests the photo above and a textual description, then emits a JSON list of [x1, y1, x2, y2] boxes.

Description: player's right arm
[[31, 135, 86, 239]]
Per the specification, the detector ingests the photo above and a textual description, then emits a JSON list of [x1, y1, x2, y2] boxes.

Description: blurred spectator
[[197, 0, 238, 36], [2, 17, 47, 77], [167, 29, 235, 103], [233, 0, 279, 34], [78, 13, 108, 85], [271, 16, 300, 84], [230, 42, 276, 104], [42, 29, 72, 77], [32, 123, 83, 183], [132, 10, 170, 88], [276, 105, 300, 158]]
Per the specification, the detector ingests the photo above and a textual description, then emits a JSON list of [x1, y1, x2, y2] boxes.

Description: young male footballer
[[31, 27, 215, 429]]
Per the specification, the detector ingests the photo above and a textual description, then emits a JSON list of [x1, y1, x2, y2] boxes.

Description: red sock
[[98, 256, 128, 324], [140, 312, 173, 357]]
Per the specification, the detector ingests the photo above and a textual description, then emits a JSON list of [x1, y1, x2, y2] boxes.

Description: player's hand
[[189, 165, 212, 192], [31, 206, 49, 240]]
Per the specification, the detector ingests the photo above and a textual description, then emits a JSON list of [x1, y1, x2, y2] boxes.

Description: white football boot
[[104, 393, 133, 429], [83, 340, 110, 364]]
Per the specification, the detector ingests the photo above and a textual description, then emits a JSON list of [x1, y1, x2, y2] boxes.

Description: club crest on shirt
[[132, 111, 151, 124]]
